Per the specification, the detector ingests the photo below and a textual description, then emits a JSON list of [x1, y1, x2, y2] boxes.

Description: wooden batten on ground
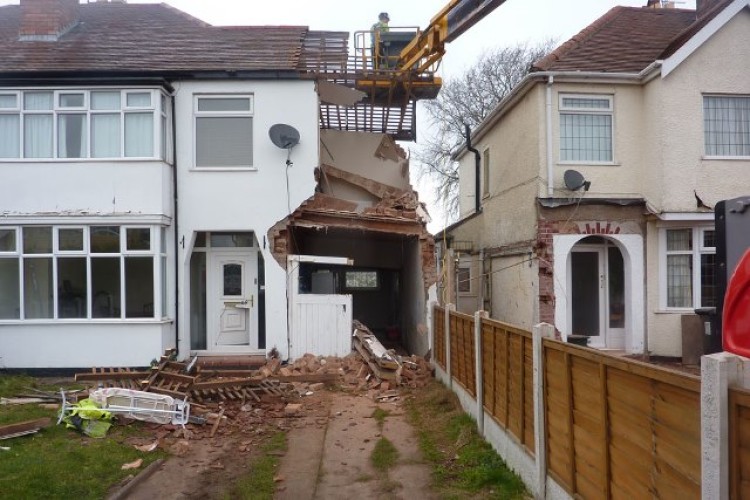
[[0, 418, 51, 440]]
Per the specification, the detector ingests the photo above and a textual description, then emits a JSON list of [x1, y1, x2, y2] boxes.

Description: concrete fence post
[[445, 303, 455, 390], [533, 323, 555, 500], [701, 352, 750, 499], [475, 310, 488, 435]]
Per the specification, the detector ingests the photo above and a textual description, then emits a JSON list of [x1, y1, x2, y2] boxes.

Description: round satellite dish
[[564, 169, 590, 191], [269, 124, 300, 150]]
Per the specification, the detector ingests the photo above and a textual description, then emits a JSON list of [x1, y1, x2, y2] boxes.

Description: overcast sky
[[3, 0, 699, 229]]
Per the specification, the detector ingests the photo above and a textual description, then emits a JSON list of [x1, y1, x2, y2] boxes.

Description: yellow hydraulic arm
[[397, 0, 508, 74]]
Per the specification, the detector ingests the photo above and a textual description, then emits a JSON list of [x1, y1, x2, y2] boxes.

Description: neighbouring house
[[439, 0, 750, 357], [0, 0, 436, 369]]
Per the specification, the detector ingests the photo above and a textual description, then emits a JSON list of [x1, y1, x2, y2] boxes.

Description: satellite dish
[[564, 169, 591, 191], [269, 124, 300, 150]]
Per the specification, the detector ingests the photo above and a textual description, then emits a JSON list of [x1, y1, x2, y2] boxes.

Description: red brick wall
[[536, 219, 557, 326], [20, 0, 79, 38]]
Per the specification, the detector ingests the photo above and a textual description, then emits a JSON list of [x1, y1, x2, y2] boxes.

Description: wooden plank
[[0, 418, 51, 439], [601, 363, 611, 499], [75, 371, 148, 381], [565, 352, 576, 493]]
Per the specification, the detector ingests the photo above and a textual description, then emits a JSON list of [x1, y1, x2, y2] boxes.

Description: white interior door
[[209, 251, 257, 349]]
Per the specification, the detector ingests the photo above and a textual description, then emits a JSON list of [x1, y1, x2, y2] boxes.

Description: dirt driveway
[[116, 388, 434, 500]]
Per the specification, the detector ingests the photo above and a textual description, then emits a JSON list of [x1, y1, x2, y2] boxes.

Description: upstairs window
[[559, 94, 613, 163], [194, 95, 254, 168], [0, 89, 170, 160], [704, 95, 750, 157]]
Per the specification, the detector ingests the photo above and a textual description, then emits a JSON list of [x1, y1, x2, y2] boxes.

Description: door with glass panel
[[209, 252, 257, 349], [570, 239, 626, 349]]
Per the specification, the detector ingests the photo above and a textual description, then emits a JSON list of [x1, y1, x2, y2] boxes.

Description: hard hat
[[379, 12, 390, 21]]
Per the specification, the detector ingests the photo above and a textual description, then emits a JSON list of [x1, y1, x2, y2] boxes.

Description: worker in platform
[[371, 12, 390, 69]]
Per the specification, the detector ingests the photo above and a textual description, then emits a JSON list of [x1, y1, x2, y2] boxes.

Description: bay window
[[0, 89, 171, 160], [0, 225, 168, 321]]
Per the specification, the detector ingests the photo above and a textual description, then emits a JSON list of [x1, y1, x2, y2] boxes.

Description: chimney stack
[[20, 0, 79, 41]]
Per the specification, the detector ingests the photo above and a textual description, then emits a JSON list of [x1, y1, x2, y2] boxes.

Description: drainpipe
[[464, 124, 482, 215], [171, 93, 180, 357], [546, 75, 554, 197]]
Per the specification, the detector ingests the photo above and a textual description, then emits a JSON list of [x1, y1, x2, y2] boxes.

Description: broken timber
[[352, 323, 402, 383], [0, 418, 51, 440]]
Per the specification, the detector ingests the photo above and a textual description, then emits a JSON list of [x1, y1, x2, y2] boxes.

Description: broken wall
[[319, 129, 411, 205]]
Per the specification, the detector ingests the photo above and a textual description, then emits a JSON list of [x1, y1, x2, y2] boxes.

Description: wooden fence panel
[[434, 306, 446, 369], [523, 337, 535, 452], [492, 324, 509, 427], [449, 311, 475, 396], [570, 356, 606, 499], [730, 387, 750, 499], [545, 346, 574, 489], [481, 323, 495, 413], [543, 340, 701, 499]]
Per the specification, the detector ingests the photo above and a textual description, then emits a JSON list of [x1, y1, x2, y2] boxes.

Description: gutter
[[464, 124, 482, 215]]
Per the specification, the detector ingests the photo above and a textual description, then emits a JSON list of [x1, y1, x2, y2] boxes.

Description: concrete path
[[275, 392, 435, 500]]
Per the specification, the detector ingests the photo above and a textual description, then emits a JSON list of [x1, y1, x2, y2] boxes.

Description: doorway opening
[[189, 231, 264, 353], [569, 236, 625, 349]]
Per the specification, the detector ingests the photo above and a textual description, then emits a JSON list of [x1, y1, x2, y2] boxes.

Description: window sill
[[702, 156, 750, 161], [557, 161, 620, 167], [190, 167, 257, 172], [0, 318, 173, 325], [653, 309, 695, 314], [0, 157, 167, 163]]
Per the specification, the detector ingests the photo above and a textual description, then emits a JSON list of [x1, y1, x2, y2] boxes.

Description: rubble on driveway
[[58, 322, 432, 439]]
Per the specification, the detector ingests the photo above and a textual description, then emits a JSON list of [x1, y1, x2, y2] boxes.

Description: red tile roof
[[0, 2, 326, 74], [532, 4, 731, 73]]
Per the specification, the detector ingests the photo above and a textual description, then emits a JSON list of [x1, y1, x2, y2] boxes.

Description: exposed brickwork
[[535, 219, 557, 326], [20, 0, 78, 38]]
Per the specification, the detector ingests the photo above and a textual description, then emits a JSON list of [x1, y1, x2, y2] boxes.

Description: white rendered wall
[[174, 79, 319, 361], [0, 322, 171, 368], [0, 161, 171, 217]]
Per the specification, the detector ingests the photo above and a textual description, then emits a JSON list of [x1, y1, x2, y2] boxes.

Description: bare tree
[[416, 41, 555, 220]]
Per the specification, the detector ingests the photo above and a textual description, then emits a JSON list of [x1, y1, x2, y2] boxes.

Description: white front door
[[209, 251, 257, 349], [569, 242, 626, 349]]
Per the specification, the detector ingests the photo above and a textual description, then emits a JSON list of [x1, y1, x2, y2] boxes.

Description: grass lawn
[[405, 380, 528, 499], [0, 374, 166, 499]]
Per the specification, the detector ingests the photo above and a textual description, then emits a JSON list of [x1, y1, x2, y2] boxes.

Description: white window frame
[[703, 94, 750, 159], [658, 225, 716, 311], [0, 224, 168, 323], [193, 94, 255, 171], [558, 93, 614, 165], [0, 88, 170, 161]]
